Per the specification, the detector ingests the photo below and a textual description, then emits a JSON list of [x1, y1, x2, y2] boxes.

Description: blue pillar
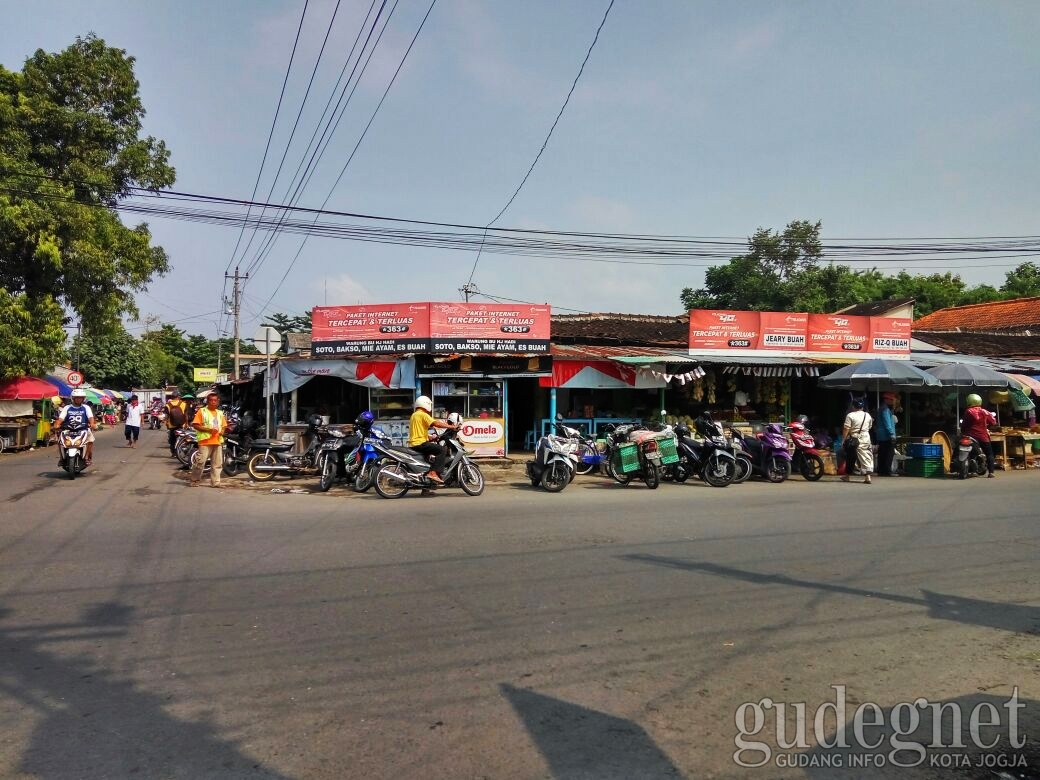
[[549, 387, 557, 431]]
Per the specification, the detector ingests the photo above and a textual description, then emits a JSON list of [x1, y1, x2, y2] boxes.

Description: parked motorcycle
[[953, 434, 988, 479], [525, 427, 580, 492], [57, 428, 90, 479], [316, 411, 388, 493], [246, 414, 332, 481], [786, 418, 825, 481], [667, 415, 737, 487], [370, 424, 484, 498], [603, 423, 673, 489], [730, 424, 792, 483]]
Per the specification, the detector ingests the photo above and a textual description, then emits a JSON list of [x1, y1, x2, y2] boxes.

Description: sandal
[[189, 481, 201, 487]]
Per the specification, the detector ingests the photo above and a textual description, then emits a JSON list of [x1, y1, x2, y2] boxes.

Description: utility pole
[[459, 282, 479, 303], [225, 267, 248, 379]]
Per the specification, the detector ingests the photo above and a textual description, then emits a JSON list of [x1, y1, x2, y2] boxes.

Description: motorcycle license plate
[[645, 451, 661, 461]]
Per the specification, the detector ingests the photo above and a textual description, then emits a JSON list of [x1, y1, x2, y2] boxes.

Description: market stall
[[0, 377, 60, 450]]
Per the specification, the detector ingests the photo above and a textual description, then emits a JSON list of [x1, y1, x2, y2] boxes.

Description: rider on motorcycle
[[408, 396, 457, 484], [960, 393, 997, 478], [54, 388, 97, 464]]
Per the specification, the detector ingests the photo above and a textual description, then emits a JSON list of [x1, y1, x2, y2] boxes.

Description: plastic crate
[[617, 442, 641, 473], [905, 457, 945, 478], [658, 436, 679, 465], [907, 443, 943, 459]]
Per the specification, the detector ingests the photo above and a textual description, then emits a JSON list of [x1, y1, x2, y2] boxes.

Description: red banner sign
[[311, 303, 431, 355], [690, 310, 910, 357], [429, 303, 550, 353]]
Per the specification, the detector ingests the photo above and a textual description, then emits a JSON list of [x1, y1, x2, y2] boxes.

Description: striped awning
[[1004, 373, 1040, 396]]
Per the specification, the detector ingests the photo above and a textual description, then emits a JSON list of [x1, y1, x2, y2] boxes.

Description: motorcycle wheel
[[318, 453, 335, 492], [247, 452, 277, 481], [574, 443, 598, 475], [702, 454, 735, 487], [958, 458, 969, 480], [766, 456, 790, 483], [733, 453, 753, 484], [374, 462, 410, 498], [221, 447, 241, 477], [800, 453, 825, 482], [68, 457, 78, 479], [353, 459, 379, 493], [541, 462, 569, 492], [974, 457, 988, 477], [643, 465, 660, 489], [458, 461, 485, 496], [176, 439, 196, 466], [606, 454, 632, 485], [672, 457, 691, 483]]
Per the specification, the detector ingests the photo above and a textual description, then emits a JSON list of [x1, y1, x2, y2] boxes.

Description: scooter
[[667, 416, 737, 487], [57, 428, 90, 479], [730, 424, 792, 483], [525, 428, 580, 492], [785, 421, 825, 481], [317, 424, 391, 493], [953, 434, 988, 479], [370, 426, 485, 498]]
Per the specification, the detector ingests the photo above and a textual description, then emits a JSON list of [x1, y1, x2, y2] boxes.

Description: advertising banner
[[458, 417, 506, 457], [868, 317, 913, 355], [757, 312, 808, 351], [688, 310, 761, 351], [193, 367, 218, 382], [429, 303, 550, 353], [311, 303, 431, 355], [806, 313, 872, 355]]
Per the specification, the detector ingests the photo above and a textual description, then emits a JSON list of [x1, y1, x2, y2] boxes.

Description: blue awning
[[46, 375, 74, 396]]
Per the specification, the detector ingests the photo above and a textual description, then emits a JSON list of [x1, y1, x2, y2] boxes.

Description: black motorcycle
[[953, 434, 988, 479], [246, 415, 333, 481], [667, 417, 737, 487], [370, 427, 484, 498]]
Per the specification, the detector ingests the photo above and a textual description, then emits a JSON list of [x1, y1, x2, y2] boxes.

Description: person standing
[[961, 393, 998, 478], [124, 395, 142, 448], [840, 397, 874, 484], [165, 390, 188, 456], [190, 392, 228, 487], [875, 392, 898, 476]]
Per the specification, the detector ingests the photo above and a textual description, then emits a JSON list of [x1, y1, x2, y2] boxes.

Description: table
[[1003, 433, 1040, 467]]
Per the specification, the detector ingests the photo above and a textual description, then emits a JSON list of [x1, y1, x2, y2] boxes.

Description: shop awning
[[46, 375, 75, 396], [1003, 373, 1040, 396], [278, 358, 416, 393], [0, 376, 60, 400]]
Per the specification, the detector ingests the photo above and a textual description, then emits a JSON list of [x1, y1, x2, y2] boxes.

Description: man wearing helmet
[[961, 393, 997, 478], [408, 395, 457, 484], [54, 388, 97, 464]]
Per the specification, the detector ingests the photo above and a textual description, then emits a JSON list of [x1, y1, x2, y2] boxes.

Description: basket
[[658, 436, 679, 465], [907, 443, 942, 459], [617, 442, 641, 473], [905, 457, 945, 478]]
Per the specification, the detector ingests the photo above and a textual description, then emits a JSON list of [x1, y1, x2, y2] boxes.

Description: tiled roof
[[285, 332, 312, 351], [551, 344, 685, 360], [912, 297, 1040, 332], [551, 312, 689, 346], [913, 330, 1040, 359], [833, 298, 915, 317]]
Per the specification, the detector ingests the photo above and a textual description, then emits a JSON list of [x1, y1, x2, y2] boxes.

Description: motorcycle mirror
[[555, 413, 563, 421]]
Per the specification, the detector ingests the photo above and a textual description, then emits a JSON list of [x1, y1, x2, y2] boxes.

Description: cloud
[[319, 274, 372, 305]]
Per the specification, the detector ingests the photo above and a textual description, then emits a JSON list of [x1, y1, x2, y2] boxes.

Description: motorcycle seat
[[250, 439, 293, 451]]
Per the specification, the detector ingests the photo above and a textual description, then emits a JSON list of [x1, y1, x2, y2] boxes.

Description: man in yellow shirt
[[408, 395, 455, 484], [190, 392, 228, 488]]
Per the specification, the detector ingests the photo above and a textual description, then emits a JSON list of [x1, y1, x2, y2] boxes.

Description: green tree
[[0, 34, 175, 354], [74, 327, 145, 388], [0, 289, 67, 378], [999, 262, 1040, 299]]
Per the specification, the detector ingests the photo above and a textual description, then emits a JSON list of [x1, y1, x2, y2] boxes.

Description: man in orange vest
[[190, 392, 228, 488]]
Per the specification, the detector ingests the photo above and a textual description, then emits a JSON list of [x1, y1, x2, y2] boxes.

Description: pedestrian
[[840, 397, 874, 484], [875, 392, 898, 476], [960, 393, 998, 478], [165, 390, 188, 456], [124, 394, 142, 447], [190, 392, 228, 488]]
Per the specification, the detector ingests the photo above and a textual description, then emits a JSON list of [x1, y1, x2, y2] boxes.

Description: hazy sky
[[2, 1, 1038, 338]]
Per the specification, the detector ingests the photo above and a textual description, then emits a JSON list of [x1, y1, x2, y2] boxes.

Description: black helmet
[[674, 422, 691, 438], [355, 410, 375, 429], [306, 413, 324, 429]]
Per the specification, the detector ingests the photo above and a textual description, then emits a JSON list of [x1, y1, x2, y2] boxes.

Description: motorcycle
[[525, 427, 580, 492], [317, 424, 390, 493], [57, 428, 90, 479], [953, 434, 988, 479], [370, 426, 485, 498], [730, 424, 792, 483], [246, 415, 332, 481], [667, 415, 737, 487], [603, 423, 674, 489], [785, 420, 825, 481], [148, 408, 165, 430]]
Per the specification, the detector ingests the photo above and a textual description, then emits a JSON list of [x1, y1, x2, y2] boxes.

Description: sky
[[2, 0, 1039, 339]]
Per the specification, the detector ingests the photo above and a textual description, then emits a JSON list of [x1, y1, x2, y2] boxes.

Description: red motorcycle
[[785, 417, 825, 481]]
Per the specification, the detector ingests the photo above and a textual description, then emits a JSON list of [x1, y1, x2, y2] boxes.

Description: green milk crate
[[658, 436, 679, 465], [905, 457, 946, 478], [617, 442, 641, 473]]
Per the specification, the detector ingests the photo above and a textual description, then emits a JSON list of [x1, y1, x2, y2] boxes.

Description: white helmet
[[71, 388, 87, 400], [414, 395, 433, 413], [446, 412, 463, 426]]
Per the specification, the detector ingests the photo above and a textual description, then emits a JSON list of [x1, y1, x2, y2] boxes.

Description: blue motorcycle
[[317, 412, 389, 493]]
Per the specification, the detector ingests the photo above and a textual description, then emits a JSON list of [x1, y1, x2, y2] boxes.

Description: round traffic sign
[[67, 371, 84, 387]]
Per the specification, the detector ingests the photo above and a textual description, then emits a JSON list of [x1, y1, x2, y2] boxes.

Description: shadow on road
[[500, 683, 685, 779], [619, 555, 1040, 635], [0, 602, 294, 779]]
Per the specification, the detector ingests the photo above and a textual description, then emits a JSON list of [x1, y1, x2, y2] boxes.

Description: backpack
[[167, 402, 187, 427]]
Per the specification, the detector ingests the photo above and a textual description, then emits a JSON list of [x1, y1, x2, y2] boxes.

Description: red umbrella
[[0, 376, 61, 400]]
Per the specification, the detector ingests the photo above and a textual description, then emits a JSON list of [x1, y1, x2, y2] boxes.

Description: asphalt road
[[0, 426, 1037, 779]]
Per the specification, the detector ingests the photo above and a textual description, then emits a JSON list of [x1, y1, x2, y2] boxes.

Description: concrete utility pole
[[226, 267, 248, 379]]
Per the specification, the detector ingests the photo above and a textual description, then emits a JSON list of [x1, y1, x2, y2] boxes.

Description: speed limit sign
[[67, 371, 84, 387]]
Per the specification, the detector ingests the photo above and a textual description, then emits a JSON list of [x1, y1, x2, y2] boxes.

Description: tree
[[0, 289, 66, 378], [262, 311, 312, 333], [74, 327, 146, 388], [999, 262, 1040, 299], [0, 34, 174, 357]]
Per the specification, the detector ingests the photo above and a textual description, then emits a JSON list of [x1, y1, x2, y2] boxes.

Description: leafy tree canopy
[[0, 34, 174, 369], [262, 311, 312, 333], [0, 289, 67, 378]]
